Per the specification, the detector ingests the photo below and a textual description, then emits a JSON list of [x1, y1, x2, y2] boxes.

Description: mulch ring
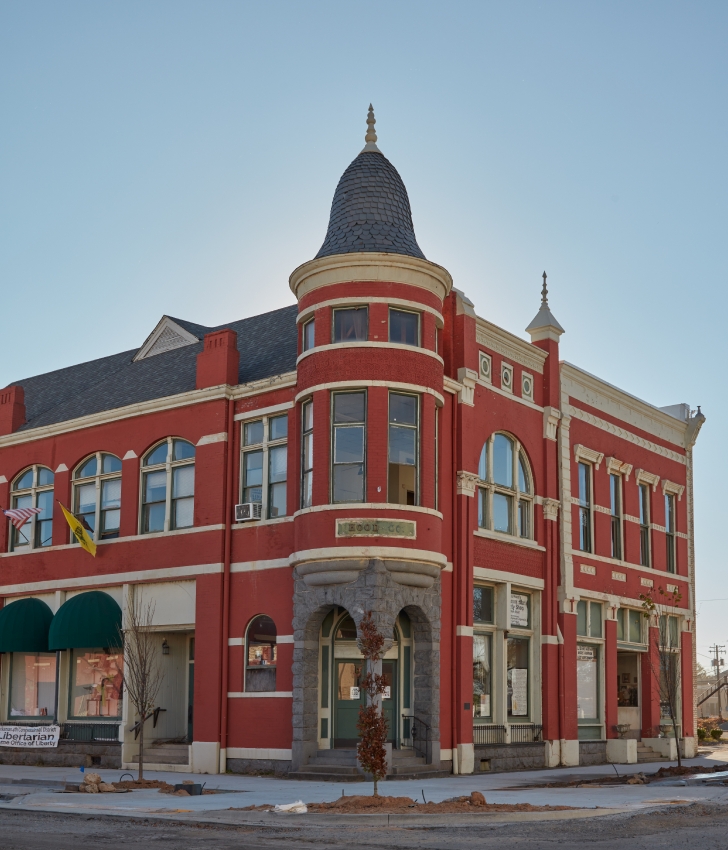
[[233, 793, 575, 814], [113, 779, 217, 795]]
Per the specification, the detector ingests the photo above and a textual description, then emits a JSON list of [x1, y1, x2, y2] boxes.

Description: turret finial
[[541, 271, 548, 306], [361, 104, 381, 153]]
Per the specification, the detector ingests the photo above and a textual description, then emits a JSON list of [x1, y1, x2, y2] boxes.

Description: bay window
[[331, 392, 366, 503], [302, 318, 315, 352], [301, 401, 314, 508], [388, 392, 419, 505], [389, 308, 419, 346]]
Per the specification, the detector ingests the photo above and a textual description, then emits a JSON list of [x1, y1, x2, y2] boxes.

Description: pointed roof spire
[[526, 270, 564, 343], [361, 104, 381, 153]]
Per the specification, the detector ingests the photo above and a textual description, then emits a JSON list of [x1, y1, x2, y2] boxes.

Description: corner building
[[0, 114, 705, 775]]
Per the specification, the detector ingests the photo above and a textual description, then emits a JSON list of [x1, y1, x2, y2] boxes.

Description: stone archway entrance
[[291, 557, 441, 771]]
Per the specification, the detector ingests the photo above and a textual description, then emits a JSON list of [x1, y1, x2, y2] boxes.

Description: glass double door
[[334, 659, 397, 747]]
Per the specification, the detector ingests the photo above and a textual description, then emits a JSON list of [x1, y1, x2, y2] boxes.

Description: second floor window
[[301, 401, 314, 508], [331, 391, 366, 503], [142, 438, 195, 533], [665, 493, 676, 573], [639, 483, 651, 567], [9, 465, 54, 550], [73, 453, 122, 541], [389, 308, 419, 346], [388, 392, 419, 505], [610, 473, 622, 560], [577, 462, 592, 552], [241, 414, 288, 518], [302, 318, 315, 352], [333, 307, 368, 342], [477, 433, 533, 538]]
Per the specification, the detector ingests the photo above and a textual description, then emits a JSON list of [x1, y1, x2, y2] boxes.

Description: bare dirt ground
[[4, 802, 728, 849]]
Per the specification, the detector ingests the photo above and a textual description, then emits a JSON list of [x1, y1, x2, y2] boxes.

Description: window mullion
[[165, 460, 172, 533]]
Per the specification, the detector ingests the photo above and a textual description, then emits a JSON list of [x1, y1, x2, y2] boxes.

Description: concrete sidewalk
[[0, 749, 727, 824]]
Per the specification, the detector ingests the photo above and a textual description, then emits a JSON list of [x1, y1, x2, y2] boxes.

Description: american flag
[[2, 507, 42, 531]]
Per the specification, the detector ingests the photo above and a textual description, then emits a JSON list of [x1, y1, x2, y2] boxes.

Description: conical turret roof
[[315, 107, 426, 260]]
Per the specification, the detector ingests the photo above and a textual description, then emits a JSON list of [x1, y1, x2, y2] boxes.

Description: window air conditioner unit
[[235, 502, 262, 522]]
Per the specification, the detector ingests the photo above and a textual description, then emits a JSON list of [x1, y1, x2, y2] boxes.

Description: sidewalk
[[0, 749, 727, 825]]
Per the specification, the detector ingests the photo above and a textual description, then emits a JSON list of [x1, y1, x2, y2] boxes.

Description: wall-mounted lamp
[[162, 639, 170, 656]]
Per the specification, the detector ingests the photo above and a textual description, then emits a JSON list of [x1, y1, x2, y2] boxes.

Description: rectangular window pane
[[101, 478, 121, 509], [76, 482, 96, 516], [268, 445, 287, 518], [303, 318, 315, 351], [144, 470, 166, 504], [269, 482, 287, 518], [388, 462, 416, 505], [589, 602, 602, 638], [389, 425, 416, 465], [473, 634, 492, 720], [579, 506, 591, 552], [333, 307, 368, 342], [101, 509, 120, 535], [244, 420, 264, 446], [616, 608, 625, 641], [639, 485, 648, 525], [473, 586, 494, 624], [173, 496, 194, 529], [10, 653, 57, 717], [518, 499, 529, 538], [302, 471, 313, 509], [478, 488, 486, 528], [389, 393, 417, 425], [629, 609, 642, 643], [12, 494, 32, 547], [507, 637, 529, 718], [269, 415, 288, 441], [69, 650, 123, 718], [577, 644, 599, 721], [389, 309, 419, 346], [333, 464, 364, 503], [333, 392, 365, 423], [492, 492, 512, 534], [576, 600, 588, 636], [578, 463, 590, 505], [36, 489, 54, 547], [243, 450, 264, 503], [144, 502, 166, 533], [173, 465, 195, 499], [334, 426, 364, 463]]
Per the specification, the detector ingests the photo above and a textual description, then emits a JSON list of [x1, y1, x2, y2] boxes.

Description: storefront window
[[577, 643, 599, 725], [245, 615, 277, 692], [473, 586, 494, 624], [507, 637, 529, 718], [473, 634, 492, 720], [69, 650, 123, 718], [617, 608, 644, 644], [9, 653, 57, 718]]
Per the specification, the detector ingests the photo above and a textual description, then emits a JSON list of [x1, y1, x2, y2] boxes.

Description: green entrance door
[[334, 659, 398, 747]]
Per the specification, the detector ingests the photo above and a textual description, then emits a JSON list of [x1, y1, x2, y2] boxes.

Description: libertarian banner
[[0, 725, 60, 748]]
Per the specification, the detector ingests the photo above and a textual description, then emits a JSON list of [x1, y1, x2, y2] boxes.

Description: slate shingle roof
[[8, 305, 298, 432], [315, 151, 426, 260]]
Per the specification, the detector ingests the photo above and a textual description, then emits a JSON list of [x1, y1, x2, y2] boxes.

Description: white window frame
[[609, 472, 623, 560], [240, 414, 289, 519], [72, 452, 122, 543], [639, 482, 651, 567], [140, 437, 196, 534], [477, 433, 533, 540], [301, 400, 314, 509], [388, 307, 421, 347], [8, 465, 54, 551], [576, 461, 593, 553]]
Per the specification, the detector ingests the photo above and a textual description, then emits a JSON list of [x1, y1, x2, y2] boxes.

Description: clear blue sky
[[1, 1, 726, 668]]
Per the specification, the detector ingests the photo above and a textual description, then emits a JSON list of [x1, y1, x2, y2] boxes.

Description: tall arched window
[[73, 453, 122, 541], [477, 433, 533, 539], [245, 615, 277, 692], [141, 438, 195, 533], [9, 466, 54, 550]]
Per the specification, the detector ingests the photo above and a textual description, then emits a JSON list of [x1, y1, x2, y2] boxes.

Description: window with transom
[[141, 438, 195, 533], [240, 414, 289, 518], [477, 434, 533, 539], [9, 466, 54, 551], [73, 453, 122, 541]]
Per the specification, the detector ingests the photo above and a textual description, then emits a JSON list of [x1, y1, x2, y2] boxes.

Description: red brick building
[[0, 110, 705, 775]]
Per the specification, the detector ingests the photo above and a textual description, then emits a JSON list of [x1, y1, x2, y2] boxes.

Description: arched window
[[141, 438, 195, 533], [477, 433, 533, 539], [9, 466, 54, 550], [245, 615, 277, 692], [73, 453, 122, 541]]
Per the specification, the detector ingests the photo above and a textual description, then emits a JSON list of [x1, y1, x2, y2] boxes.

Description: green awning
[[48, 590, 122, 650], [0, 597, 54, 653]]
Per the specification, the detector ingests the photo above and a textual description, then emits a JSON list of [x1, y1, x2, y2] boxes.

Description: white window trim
[[606, 456, 633, 480], [139, 438, 196, 534], [576, 460, 594, 554], [635, 469, 660, 492], [521, 371, 534, 401], [500, 362, 514, 394], [479, 352, 492, 384], [241, 414, 289, 520], [8, 465, 54, 552], [662, 479, 685, 501], [72, 452, 122, 543]]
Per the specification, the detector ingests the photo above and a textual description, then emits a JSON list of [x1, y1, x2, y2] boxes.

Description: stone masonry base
[[0, 741, 121, 769]]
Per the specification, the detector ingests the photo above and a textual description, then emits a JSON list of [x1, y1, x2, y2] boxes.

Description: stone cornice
[[475, 318, 548, 375], [574, 444, 604, 469], [289, 252, 453, 302]]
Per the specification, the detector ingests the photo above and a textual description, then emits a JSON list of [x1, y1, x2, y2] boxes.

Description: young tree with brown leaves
[[640, 587, 684, 768], [120, 589, 164, 780], [356, 611, 389, 795]]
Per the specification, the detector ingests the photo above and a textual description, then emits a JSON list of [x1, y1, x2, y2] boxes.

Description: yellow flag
[[59, 502, 97, 557]]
